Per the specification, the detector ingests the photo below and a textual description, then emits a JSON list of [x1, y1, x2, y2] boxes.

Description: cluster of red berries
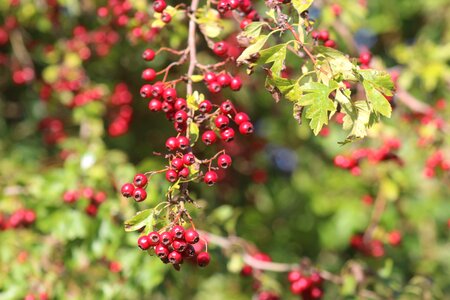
[[0, 209, 36, 231], [203, 68, 242, 93], [137, 225, 210, 268], [97, 0, 134, 27], [288, 270, 324, 299], [38, 117, 66, 145], [424, 150, 450, 178], [68, 25, 120, 60], [120, 173, 149, 202], [334, 138, 402, 176], [350, 234, 385, 258], [312, 30, 337, 49], [63, 187, 107, 217], [215, 0, 260, 30], [108, 83, 133, 137], [24, 292, 49, 300]]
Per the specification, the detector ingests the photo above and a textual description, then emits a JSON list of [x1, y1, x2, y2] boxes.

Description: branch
[[186, 0, 199, 96], [395, 88, 432, 114]]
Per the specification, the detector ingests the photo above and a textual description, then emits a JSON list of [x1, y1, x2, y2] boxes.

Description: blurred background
[[0, 0, 449, 299]]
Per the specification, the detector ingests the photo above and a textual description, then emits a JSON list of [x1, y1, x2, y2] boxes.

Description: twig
[[186, 0, 199, 96]]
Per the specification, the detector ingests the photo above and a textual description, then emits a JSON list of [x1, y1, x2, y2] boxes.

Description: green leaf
[[237, 35, 270, 63], [189, 122, 199, 145], [359, 69, 394, 117], [291, 0, 314, 15], [240, 21, 266, 39], [341, 100, 371, 143], [314, 46, 358, 81], [363, 81, 392, 117], [257, 44, 287, 76], [124, 209, 153, 232], [196, 8, 223, 38], [266, 76, 296, 94], [359, 69, 394, 96], [298, 81, 338, 135]]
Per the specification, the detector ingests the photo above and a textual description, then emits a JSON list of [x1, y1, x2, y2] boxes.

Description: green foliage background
[[0, 0, 449, 299]]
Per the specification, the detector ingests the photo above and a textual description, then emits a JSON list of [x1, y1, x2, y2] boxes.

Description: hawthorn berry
[[239, 121, 254, 135], [163, 88, 177, 102], [318, 30, 329, 41], [184, 228, 200, 244], [288, 270, 302, 283], [133, 188, 147, 202], [155, 244, 170, 258], [166, 169, 179, 182], [174, 122, 187, 133], [204, 171, 218, 185], [161, 12, 171, 23], [217, 0, 229, 14], [199, 100, 213, 113], [240, 18, 252, 30], [213, 41, 228, 56], [229, 0, 239, 9], [290, 277, 310, 294], [172, 240, 187, 252], [138, 235, 151, 250], [168, 251, 183, 264], [217, 73, 231, 87], [174, 110, 188, 123], [160, 231, 174, 245], [171, 225, 185, 239], [324, 39, 336, 48], [133, 173, 148, 188], [215, 115, 230, 129], [161, 101, 173, 112], [85, 204, 98, 216], [174, 98, 187, 110], [220, 100, 235, 114], [148, 99, 162, 111], [197, 252, 210, 267], [208, 81, 222, 94], [153, 0, 167, 13], [183, 244, 196, 257], [230, 77, 242, 91], [203, 72, 216, 83], [217, 154, 232, 168], [179, 167, 190, 178], [142, 68, 156, 81], [220, 127, 235, 142], [171, 158, 184, 170], [165, 137, 179, 151], [140, 84, 153, 98], [183, 153, 196, 165], [234, 112, 250, 125], [148, 231, 161, 246], [151, 82, 164, 98], [121, 183, 135, 198], [177, 136, 190, 150], [202, 130, 217, 145], [142, 49, 155, 61], [359, 51, 372, 65]]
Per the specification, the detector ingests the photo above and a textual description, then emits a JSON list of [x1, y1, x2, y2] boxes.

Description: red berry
[[133, 173, 148, 188], [160, 231, 174, 245], [287, 270, 302, 283], [204, 72, 217, 83], [311, 31, 319, 39], [161, 12, 171, 23], [220, 127, 235, 142], [153, 0, 167, 13], [215, 114, 230, 129], [318, 30, 329, 41], [239, 121, 254, 135], [229, 0, 239, 9], [240, 18, 252, 30], [155, 244, 170, 258], [165, 137, 179, 151], [217, 73, 231, 87], [148, 99, 162, 111], [121, 183, 134, 198], [197, 252, 210, 267], [174, 98, 187, 110], [174, 110, 188, 123], [161, 101, 173, 112], [171, 158, 184, 171], [208, 81, 222, 94], [140, 84, 153, 98], [204, 171, 218, 185], [174, 122, 187, 133], [151, 82, 164, 98], [171, 225, 185, 239], [220, 100, 234, 114], [133, 187, 147, 202], [234, 112, 250, 125], [217, 0, 229, 14], [290, 277, 309, 294], [177, 136, 190, 150], [172, 240, 187, 252], [179, 167, 190, 178], [359, 51, 372, 65], [310, 272, 322, 285], [148, 231, 161, 245], [199, 100, 213, 113], [163, 88, 177, 102], [230, 77, 242, 91], [142, 49, 155, 61], [202, 130, 217, 145], [217, 154, 232, 168], [183, 153, 196, 165], [310, 287, 323, 299], [142, 68, 156, 81], [183, 244, 196, 257], [138, 235, 151, 250], [184, 228, 200, 244], [63, 190, 79, 203], [324, 39, 336, 48], [213, 41, 228, 56], [168, 251, 183, 264], [166, 169, 179, 183]]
